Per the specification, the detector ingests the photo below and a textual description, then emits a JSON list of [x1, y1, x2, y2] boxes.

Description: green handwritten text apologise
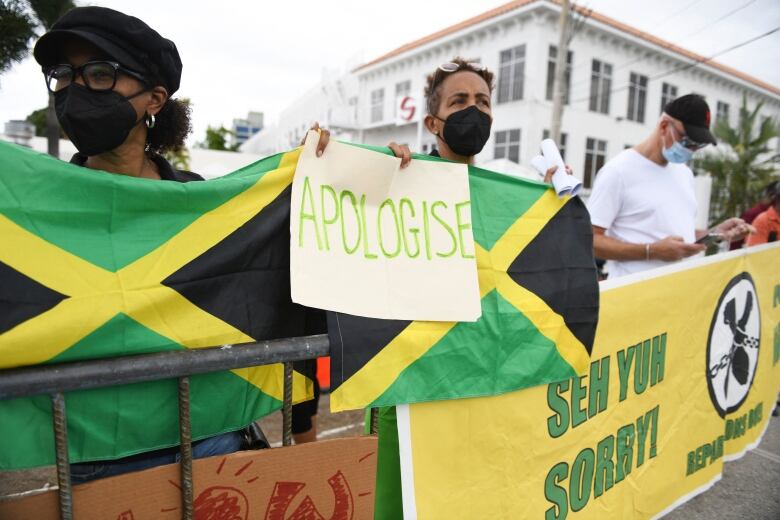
[[297, 176, 474, 260]]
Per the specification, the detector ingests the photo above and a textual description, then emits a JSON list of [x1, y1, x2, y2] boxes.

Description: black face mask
[[54, 83, 146, 156], [435, 105, 492, 157]]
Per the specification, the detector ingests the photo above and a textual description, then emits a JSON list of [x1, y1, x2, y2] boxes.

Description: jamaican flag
[[328, 160, 599, 412], [0, 141, 314, 469]]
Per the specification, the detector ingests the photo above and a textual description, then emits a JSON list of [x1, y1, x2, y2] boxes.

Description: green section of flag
[[50, 313, 181, 363], [0, 142, 283, 271], [0, 370, 280, 469], [0, 142, 293, 469], [468, 165, 548, 250], [371, 290, 576, 408]]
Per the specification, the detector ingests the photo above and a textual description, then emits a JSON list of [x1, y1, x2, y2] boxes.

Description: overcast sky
[[1, 0, 778, 147]]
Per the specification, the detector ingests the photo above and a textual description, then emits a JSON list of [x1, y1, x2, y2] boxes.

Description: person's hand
[[388, 142, 412, 169], [713, 217, 755, 242], [300, 122, 330, 157], [649, 236, 705, 261], [543, 165, 573, 183]]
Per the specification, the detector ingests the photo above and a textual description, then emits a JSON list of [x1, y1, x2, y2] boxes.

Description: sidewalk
[[665, 414, 780, 520]]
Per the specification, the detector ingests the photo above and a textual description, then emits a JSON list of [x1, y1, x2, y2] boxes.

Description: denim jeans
[[70, 430, 243, 484]]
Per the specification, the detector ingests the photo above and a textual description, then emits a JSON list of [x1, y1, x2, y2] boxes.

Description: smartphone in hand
[[695, 233, 723, 246]]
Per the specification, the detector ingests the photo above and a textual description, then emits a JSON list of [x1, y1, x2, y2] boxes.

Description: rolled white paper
[[540, 139, 583, 197], [531, 155, 552, 177]]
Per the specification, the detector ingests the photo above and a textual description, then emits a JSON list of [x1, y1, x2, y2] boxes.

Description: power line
[[563, 0, 706, 79], [566, 0, 759, 96], [569, 24, 780, 105], [651, 24, 779, 83], [682, 0, 757, 40], [649, 0, 707, 30]]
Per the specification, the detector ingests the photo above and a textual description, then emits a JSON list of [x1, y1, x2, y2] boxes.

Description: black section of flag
[[0, 260, 67, 334], [327, 312, 411, 392], [163, 187, 322, 342], [507, 197, 599, 352]]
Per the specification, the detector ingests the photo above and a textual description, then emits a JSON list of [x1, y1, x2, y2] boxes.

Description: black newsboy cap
[[34, 6, 182, 94]]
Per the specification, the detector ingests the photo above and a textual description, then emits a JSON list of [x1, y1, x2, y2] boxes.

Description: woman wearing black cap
[[30, 5, 356, 483], [34, 7, 201, 180]]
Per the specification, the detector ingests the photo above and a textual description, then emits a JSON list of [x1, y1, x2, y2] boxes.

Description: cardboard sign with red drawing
[[0, 436, 377, 520]]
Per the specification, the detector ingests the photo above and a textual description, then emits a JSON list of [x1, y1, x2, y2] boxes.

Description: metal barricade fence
[[0, 333, 378, 520]]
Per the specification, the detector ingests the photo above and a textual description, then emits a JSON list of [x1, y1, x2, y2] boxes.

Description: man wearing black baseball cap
[[587, 94, 753, 278], [663, 94, 718, 148]]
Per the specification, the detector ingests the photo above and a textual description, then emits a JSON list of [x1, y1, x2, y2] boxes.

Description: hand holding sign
[[290, 132, 481, 321]]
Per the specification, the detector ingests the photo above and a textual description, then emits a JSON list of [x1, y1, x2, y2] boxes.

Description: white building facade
[[245, 0, 780, 193]]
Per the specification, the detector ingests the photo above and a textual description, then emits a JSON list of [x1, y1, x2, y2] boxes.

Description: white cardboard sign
[[290, 132, 481, 322]]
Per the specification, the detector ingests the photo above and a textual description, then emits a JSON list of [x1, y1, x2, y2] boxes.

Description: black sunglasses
[[431, 61, 487, 89], [669, 123, 708, 151], [44, 61, 148, 93]]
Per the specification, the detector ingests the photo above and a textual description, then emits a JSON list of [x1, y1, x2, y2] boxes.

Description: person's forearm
[[593, 233, 651, 261]]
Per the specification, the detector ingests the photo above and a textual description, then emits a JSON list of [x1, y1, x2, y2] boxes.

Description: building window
[[495, 129, 521, 163], [627, 73, 648, 123], [395, 80, 411, 116], [542, 129, 568, 161], [498, 45, 525, 103], [716, 101, 730, 126], [584, 137, 607, 188], [660, 82, 677, 113], [348, 96, 358, 122], [545, 45, 573, 103], [395, 80, 411, 97], [589, 60, 612, 114], [370, 88, 384, 123]]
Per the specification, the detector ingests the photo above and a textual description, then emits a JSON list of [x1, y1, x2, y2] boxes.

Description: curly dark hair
[[424, 57, 495, 116], [146, 97, 191, 154]]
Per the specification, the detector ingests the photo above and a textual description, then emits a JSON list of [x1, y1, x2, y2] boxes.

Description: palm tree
[[699, 94, 780, 225], [0, 1, 35, 79], [27, 0, 76, 157]]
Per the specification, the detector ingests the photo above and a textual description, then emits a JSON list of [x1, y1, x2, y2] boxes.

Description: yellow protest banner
[[398, 243, 780, 519]]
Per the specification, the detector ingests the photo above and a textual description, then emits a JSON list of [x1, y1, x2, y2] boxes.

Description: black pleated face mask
[[435, 105, 492, 157], [54, 83, 145, 156]]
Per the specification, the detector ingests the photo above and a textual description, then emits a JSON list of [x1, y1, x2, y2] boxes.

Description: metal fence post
[[370, 407, 379, 435], [282, 361, 293, 446], [51, 392, 73, 520], [178, 377, 194, 520]]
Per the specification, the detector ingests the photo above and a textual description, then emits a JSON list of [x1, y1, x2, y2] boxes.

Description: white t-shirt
[[587, 149, 698, 278]]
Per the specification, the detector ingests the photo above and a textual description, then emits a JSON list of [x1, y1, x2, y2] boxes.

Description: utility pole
[[550, 0, 570, 144]]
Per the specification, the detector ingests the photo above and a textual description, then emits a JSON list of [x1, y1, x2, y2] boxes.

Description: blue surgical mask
[[662, 141, 694, 164]]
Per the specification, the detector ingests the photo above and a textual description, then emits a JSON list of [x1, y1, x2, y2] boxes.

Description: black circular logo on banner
[[706, 272, 760, 418]]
